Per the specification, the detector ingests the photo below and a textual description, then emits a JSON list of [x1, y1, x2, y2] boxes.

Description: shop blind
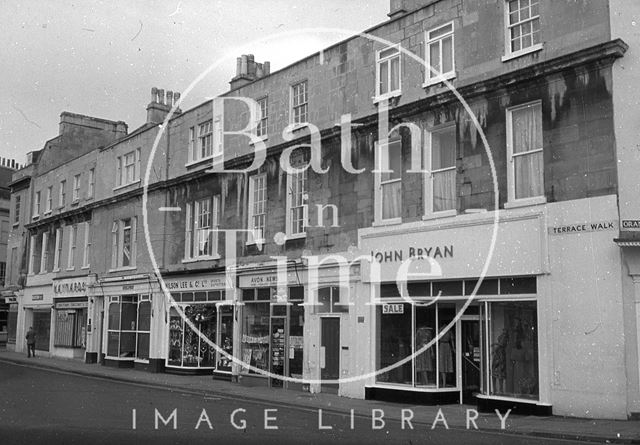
[[54, 311, 76, 347]]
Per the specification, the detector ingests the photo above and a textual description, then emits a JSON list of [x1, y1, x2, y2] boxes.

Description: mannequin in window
[[415, 326, 435, 385], [438, 322, 454, 386], [491, 328, 508, 394]]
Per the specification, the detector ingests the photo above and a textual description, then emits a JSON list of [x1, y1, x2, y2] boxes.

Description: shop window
[[374, 138, 402, 223], [107, 295, 150, 360], [247, 174, 267, 244], [506, 101, 544, 205], [464, 278, 499, 295], [7, 307, 18, 344], [54, 309, 86, 348], [241, 301, 270, 373], [376, 302, 457, 388], [184, 196, 220, 260], [425, 22, 455, 85], [168, 303, 217, 368], [375, 45, 401, 100], [484, 300, 538, 399], [504, 0, 541, 60], [425, 124, 457, 216]]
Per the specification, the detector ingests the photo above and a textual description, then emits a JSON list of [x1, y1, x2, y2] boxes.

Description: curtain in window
[[382, 181, 402, 220], [512, 104, 543, 199], [433, 169, 456, 212]]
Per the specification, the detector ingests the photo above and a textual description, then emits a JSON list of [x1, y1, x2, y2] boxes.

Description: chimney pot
[[11, 159, 15, 168], [236, 57, 242, 76], [166, 91, 173, 107], [241, 55, 248, 76], [151, 87, 158, 103], [158, 89, 165, 105], [264, 61, 271, 75], [256, 63, 263, 78], [174, 92, 181, 105]]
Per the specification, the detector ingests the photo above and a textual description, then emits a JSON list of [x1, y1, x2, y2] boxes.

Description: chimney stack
[[230, 54, 271, 90], [147, 87, 182, 123]]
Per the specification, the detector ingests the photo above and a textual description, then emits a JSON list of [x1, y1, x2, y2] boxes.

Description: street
[[0, 361, 588, 445]]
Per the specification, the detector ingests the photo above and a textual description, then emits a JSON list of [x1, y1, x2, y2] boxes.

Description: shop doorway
[[461, 319, 481, 403], [320, 317, 340, 393]]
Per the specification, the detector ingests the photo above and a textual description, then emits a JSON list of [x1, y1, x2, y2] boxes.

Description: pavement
[[0, 348, 638, 444]]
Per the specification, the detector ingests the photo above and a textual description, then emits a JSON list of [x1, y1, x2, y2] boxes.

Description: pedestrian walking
[[26, 326, 36, 358]]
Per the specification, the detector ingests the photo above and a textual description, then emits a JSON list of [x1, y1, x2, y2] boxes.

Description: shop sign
[[32, 294, 43, 301], [382, 303, 404, 314], [370, 245, 453, 263], [622, 220, 640, 231], [53, 278, 88, 295], [164, 274, 227, 292], [6, 297, 17, 303], [239, 270, 303, 288], [548, 221, 616, 235], [55, 301, 88, 310]]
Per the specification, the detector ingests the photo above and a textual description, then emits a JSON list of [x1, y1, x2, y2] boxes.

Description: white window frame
[[375, 45, 401, 101], [505, 100, 546, 208], [256, 96, 268, 139], [53, 227, 63, 271], [115, 148, 141, 189], [39, 232, 48, 274], [72, 174, 81, 202], [290, 81, 308, 126], [423, 124, 457, 219], [247, 174, 267, 244], [111, 217, 137, 270], [285, 167, 308, 239], [45, 186, 53, 214], [33, 191, 41, 219], [184, 196, 220, 260], [59, 180, 66, 208], [67, 225, 77, 270], [188, 126, 196, 162], [373, 139, 403, 225], [424, 22, 455, 87], [13, 195, 20, 225], [82, 222, 91, 269], [28, 235, 36, 275], [88, 168, 95, 198], [502, 0, 542, 61]]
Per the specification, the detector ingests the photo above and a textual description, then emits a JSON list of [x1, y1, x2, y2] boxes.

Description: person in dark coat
[[26, 327, 36, 358]]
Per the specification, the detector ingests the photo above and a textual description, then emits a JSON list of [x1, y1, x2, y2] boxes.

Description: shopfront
[[164, 273, 234, 376], [52, 277, 91, 360], [237, 266, 305, 389], [19, 283, 54, 355], [359, 208, 547, 410]]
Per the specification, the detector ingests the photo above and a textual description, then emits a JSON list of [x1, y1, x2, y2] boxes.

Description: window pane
[[138, 301, 151, 331], [415, 305, 436, 386], [442, 36, 453, 73], [108, 302, 120, 330], [379, 60, 389, 95], [107, 332, 119, 356], [500, 276, 537, 294], [514, 151, 543, 199], [390, 57, 400, 91], [289, 304, 304, 378], [382, 181, 402, 220], [438, 303, 456, 388], [119, 332, 136, 357], [377, 303, 412, 384], [121, 302, 137, 331], [429, 42, 440, 76], [488, 301, 539, 399], [241, 302, 270, 373], [317, 287, 331, 313], [136, 333, 150, 360], [431, 127, 456, 170], [433, 169, 456, 212]]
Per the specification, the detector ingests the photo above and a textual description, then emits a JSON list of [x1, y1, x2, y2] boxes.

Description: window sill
[[43, 211, 52, 217], [250, 136, 268, 145], [81, 265, 90, 270], [372, 217, 402, 227], [504, 196, 547, 209], [246, 239, 265, 246], [12, 222, 19, 228], [32, 215, 39, 220], [181, 255, 221, 264], [422, 72, 456, 88], [52, 268, 61, 273], [65, 268, 75, 272], [108, 266, 137, 273], [501, 43, 543, 62], [185, 153, 222, 169], [113, 180, 141, 192], [285, 232, 306, 241], [373, 91, 401, 104], [422, 209, 457, 220], [71, 200, 79, 206]]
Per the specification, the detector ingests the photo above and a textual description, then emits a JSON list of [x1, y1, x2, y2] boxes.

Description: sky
[[0, 0, 390, 165]]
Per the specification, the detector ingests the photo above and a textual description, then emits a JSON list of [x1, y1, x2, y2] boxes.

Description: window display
[[107, 295, 150, 360], [485, 301, 538, 400], [241, 301, 270, 373], [167, 304, 217, 368]]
